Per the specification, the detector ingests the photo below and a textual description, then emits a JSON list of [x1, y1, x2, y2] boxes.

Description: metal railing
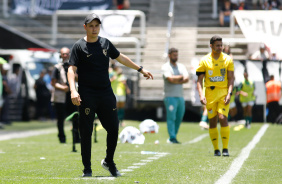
[[163, 0, 175, 60], [50, 10, 146, 47]]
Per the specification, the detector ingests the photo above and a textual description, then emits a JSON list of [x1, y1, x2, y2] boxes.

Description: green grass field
[[0, 121, 282, 184]]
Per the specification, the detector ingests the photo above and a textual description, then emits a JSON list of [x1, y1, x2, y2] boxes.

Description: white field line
[[182, 133, 209, 145], [2, 176, 115, 181], [0, 128, 57, 141], [215, 124, 269, 184]]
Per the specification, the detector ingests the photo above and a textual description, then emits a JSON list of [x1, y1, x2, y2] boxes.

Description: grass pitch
[[0, 121, 282, 184]]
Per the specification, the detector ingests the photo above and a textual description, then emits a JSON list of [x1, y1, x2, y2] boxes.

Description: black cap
[[84, 13, 101, 25], [210, 35, 222, 44]]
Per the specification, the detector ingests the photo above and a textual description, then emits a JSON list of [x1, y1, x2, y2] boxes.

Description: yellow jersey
[[196, 52, 234, 88]]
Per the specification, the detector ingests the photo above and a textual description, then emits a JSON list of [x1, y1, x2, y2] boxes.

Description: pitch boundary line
[[182, 133, 209, 145], [215, 124, 269, 184], [0, 128, 57, 141]]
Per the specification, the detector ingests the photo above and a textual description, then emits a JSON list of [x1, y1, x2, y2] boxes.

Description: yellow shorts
[[205, 87, 230, 119]]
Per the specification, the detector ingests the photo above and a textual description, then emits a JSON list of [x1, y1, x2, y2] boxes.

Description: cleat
[[222, 149, 229, 157], [82, 168, 92, 177], [101, 159, 121, 177], [214, 150, 221, 156], [167, 138, 181, 144]]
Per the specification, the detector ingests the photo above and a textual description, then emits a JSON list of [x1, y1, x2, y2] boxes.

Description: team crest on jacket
[[208, 70, 213, 75], [85, 108, 90, 115], [103, 49, 107, 56], [220, 68, 226, 76]]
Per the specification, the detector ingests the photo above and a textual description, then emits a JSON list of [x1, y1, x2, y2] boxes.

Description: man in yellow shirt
[[196, 35, 234, 157]]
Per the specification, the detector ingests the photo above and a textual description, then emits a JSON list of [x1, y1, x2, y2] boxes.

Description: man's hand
[[200, 95, 207, 105], [140, 68, 154, 80], [62, 85, 69, 92], [71, 90, 82, 106], [224, 93, 231, 105]]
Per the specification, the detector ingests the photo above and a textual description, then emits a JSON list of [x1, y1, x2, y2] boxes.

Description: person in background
[[249, 43, 270, 61], [44, 66, 55, 120], [265, 75, 281, 124], [228, 84, 239, 121], [238, 70, 256, 128], [0, 58, 6, 128], [0, 62, 11, 126], [237, 0, 249, 10], [115, 67, 131, 127], [223, 44, 233, 60], [199, 78, 209, 130], [196, 35, 234, 157], [34, 69, 51, 121], [219, 0, 234, 27], [268, 0, 282, 10], [199, 106, 209, 130], [113, 0, 130, 9], [161, 48, 189, 144], [51, 47, 80, 143]]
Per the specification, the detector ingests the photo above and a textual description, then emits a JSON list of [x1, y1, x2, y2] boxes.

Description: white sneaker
[[199, 121, 209, 130]]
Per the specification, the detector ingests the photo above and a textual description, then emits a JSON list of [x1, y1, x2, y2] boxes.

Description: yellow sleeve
[[196, 59, 206, 72], [227, 58, 234, 71]]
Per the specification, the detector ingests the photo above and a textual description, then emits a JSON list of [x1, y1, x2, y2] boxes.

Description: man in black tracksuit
[[67, 13, 153, 177]]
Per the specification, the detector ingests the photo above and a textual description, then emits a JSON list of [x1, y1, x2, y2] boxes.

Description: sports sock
[[117, 108, 125, 122], [220, 126, 230, 149], [209, 127, 219, 150], [201, 115, 208, 123], [245, 116, 248, 126], [248, 116, 252, 124]]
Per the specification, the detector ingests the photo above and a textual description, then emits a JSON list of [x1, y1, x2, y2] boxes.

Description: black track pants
[[78, 87, 119, 169]]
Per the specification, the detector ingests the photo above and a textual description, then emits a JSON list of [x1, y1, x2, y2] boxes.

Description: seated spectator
[[223, 44, 233, 60], [268, 0, 282, 10], [261, 0, 270, 9], [237, 0, 249, 10], [219, 0, 234, 27], [249, 43, 270, 61], [252, 0, 265, 9], [113, 0, 130, 10], [270, 49, 280, 61]]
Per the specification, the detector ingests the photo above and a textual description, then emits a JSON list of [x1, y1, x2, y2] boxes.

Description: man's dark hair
[[210, 35, 222, 44], [168, 47, 178, 54]]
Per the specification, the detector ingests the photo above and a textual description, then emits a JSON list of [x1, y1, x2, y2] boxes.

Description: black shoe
[[214, 150, 221, 156], [82, 168, 92, 177], [222, 149, 229, 157], [59, 139, 66, 143], [167, 138, 181, 144], [101, 159, 121, 177]]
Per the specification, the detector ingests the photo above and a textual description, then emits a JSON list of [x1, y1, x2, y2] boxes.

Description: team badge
[[103, 49, 107, 56], [208, 70, 213, 75], [85, 108, 90, 115], [208, 108, 213, 114], [220, 68, 226, 76]]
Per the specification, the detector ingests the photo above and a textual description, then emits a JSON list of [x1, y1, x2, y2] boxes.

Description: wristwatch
[[137, 66, 143, 72], [229, 92, 232, 95]]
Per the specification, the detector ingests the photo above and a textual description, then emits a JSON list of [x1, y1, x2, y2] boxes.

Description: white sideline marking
[[147, 157, 160, 160], [8, 176, 115, 180], [182, 133, 209, 145], [133, 163, 146, 166], [140, 160, 153, 162], [0, 128, 57, 141], [120, 169, 133, 172], [215, 124, 269, 184], [128, 166, 140, 169]]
